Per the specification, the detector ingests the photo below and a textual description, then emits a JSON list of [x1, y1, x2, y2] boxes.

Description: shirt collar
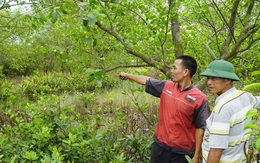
[[215, 86, 237, 104], [177, 84, 194, 91]]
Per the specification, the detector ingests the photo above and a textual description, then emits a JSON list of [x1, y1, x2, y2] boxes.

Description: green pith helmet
[[200, 60, 240, 81]]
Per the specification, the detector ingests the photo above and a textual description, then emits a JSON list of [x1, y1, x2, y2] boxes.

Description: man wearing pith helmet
[[200, 60, 260, 163]]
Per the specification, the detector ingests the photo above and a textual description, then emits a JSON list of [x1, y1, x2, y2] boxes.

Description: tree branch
[[222, 24, 259, 60], [159, 0, 172, 64], [196, 77, 207, 91], [237, 36, 260, 54], [204, 40, 217, 60], [244, 0, 255, 25], [105, 64, 151, 73], [95, 21, 169, 74], [212, 0, 237, 47], [169, 0, 183, 57], [220, 0, 240, 55]]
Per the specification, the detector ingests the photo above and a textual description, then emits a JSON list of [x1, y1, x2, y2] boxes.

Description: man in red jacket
[[118, 55, 210, 163]]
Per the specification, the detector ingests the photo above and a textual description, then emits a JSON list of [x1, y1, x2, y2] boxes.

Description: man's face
[[170, 59, 186, 82], [206, 77, 231, 95]]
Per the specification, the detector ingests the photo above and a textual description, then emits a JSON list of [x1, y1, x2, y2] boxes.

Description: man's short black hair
[[176, 55, 197, 77]]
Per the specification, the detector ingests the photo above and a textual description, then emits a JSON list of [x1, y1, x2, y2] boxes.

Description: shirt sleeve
[[208, 110, 230, 149], [145, 78, 166, 97], [194, 100, 210, 128]]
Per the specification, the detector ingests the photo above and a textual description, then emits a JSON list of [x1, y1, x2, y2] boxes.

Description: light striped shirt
[[202, 87, 258, 163]]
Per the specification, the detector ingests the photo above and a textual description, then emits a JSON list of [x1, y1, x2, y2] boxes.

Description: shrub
[[16, 69, 104, 100], [0, 95, 152, 162]]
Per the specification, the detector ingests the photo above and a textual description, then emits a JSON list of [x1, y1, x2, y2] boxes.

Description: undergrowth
[[0, 72, 159, 162]]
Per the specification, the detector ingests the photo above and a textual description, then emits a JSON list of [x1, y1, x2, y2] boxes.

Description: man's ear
[[183, 69, 190, 77], [225, 79, 232, 85]]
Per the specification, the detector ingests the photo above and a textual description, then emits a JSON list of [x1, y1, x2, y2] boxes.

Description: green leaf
[[246, 108, 260, 118], [79, 2, 88, 8], [85, 68, 98, 76], [251, 71, 260, 76], [87, 13, 97, 25], [256, 138, 260, 150], [87, 74, 95, 83], [23, 151, 38, 160], [10, 155, 18, 163], [83, 19, 89, 27], [185, 155, 193, 163], [93, 39, 97, 47], [243, 83, 260, 91], [96, 80, 102, 87], [51, 11, 58, 23], [244, 120, 260, 130], [245, 130, 256, 135], [90, 0, 99, 5], [94, 70, 104, 81]]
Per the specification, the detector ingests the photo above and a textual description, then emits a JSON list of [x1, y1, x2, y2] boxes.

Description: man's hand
[[118, 72, 128, 80], [117, 73, 147, 85], [192, 156, 201, 163]]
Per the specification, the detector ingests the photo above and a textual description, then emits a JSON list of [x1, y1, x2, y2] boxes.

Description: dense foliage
[[0, 0, 259, 162], [0, 94, 152, 162]]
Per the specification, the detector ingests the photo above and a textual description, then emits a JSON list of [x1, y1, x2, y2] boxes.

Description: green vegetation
[[0, 76, 158, 162], [244, 71, 260, 163], [0, 0, 259, 162]]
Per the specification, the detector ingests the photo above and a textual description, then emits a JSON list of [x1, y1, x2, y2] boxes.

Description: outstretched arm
[[118, 72, 148, 85]]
